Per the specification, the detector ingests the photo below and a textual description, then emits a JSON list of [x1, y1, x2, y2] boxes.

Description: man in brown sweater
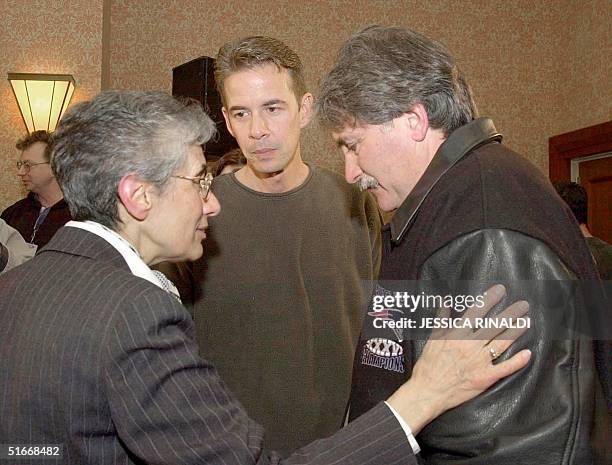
[[187, 36, 381, 455]]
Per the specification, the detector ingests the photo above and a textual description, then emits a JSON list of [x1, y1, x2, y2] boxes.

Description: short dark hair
[[16, 130, 52, 161], [554, 181, 588, 224], [317, 25, 477, 136], [215, 36, 307, 105], [51, 91, 216, 230]]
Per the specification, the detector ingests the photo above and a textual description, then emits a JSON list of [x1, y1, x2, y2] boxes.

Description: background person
[[1, 130, 72, 248], [554, 181, 612, 280], [214, 147, 247, 176], [0, 218, 36, 273]]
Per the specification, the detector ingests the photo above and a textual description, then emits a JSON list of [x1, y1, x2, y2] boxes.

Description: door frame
[[549, 120, 612, 182]]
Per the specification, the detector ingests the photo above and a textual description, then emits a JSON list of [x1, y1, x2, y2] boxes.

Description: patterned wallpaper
[[1, 0, 610, 211], [0, 0, 103, 211], [559, 0, 612, 134], [106, 0, 611, 178]]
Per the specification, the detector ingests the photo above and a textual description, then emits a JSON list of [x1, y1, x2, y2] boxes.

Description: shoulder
[[90, 263, 185, 319], [51, 198, 71, 211], [426, 228, 571, 275], [586, 236, 612, 278], [110, 277, 192, 333], [310, 165, 380, 220], [1, 197, 30, 219], [211, 172, 234, 190], [445, 142, 545, 191], [311, 164, 352, 190], [587, 236, 612, 253], [310, 164, 373, 204], [74, 262, 192, 351], [425, 142, 561, 229], [465, 142, 551, 195], [25, 234, 183, 319]]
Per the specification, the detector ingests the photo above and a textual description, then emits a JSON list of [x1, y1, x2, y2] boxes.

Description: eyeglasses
[[172, 172, 214, 201], [16, 161, 49, 171]]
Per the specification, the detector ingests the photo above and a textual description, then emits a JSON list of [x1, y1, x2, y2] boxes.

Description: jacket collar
[[39, 225, 130, 271], [389, 117, 502, 244], [26, 191, 67, 210]]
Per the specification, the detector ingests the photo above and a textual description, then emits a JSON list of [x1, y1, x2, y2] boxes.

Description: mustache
[[357, 174, 379, 191]]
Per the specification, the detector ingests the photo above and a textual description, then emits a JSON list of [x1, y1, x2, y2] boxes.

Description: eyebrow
[[335, 139, 345, 148], [335, 137, 357, 148], [262, 99, 286, 107], [227, 105, 248, 112], [227, 99, 287, 112]]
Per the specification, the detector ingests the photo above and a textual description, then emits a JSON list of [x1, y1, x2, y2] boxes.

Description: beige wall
[[0, 0, 103, 210], [559, 0, 612, 134], [1, 0, 610, 211]]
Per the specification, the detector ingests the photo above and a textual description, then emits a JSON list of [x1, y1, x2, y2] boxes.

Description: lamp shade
[[8, 73, 75, 133]]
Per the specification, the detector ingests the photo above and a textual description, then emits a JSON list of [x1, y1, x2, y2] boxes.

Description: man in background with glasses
[[1, 130, 72, 247]]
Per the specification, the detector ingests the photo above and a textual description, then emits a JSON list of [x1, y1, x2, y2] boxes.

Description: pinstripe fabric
[[0, 227, 415, 465]]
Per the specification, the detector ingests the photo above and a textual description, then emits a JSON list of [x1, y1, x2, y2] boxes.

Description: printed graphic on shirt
[[361, 338, 405, 373]]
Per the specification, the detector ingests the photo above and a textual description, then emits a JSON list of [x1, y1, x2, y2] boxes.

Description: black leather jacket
[[348, 119, 607, 464]]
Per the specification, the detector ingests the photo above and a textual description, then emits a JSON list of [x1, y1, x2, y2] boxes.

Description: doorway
[[550, 121, 612, 243]]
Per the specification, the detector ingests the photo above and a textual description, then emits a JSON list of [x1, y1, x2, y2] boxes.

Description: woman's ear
[[117, 174, 153, 221]]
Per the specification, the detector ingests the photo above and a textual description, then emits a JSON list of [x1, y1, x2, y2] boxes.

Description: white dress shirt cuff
[[384, 401, 421, 454]]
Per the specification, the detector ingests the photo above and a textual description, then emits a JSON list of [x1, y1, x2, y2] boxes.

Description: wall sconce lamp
[[7, 73, 76, 133]]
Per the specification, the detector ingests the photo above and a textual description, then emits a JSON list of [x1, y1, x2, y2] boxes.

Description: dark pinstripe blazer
[[0, 226, 415, 465]]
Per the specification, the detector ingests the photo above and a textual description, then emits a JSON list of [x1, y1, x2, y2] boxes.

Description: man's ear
[[298, 93, 314, 129], [403, 103, 430, 142], [221, 107, 236, 138], [117, 174, 153, 221]]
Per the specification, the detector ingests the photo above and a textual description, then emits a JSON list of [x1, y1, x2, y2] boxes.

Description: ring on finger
[[489, 346, 501, 360]]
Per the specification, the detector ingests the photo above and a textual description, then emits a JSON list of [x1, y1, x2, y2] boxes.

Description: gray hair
[[317, 26, 477, 136], [51, 90, 216, 229]]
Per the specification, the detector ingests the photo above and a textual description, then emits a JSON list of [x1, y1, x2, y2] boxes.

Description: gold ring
[[489, 347, 500, 360]]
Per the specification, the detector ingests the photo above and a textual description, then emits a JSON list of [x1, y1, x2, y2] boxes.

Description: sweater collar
[[389, 117, 502, 244], [26, 191, 67, 210]]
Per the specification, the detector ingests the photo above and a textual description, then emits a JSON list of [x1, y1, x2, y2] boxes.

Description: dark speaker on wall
[[172, 56, 238, 160]]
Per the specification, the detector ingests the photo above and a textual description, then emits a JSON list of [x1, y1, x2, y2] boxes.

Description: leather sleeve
[[414, 229, 597, 465]]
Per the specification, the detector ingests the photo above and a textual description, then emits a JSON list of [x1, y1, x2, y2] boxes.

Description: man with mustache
[[0, 89, 532, 465], [317, 25, 608, 464], [2, 130, 72, 247], [188, 36, 382, 455]]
